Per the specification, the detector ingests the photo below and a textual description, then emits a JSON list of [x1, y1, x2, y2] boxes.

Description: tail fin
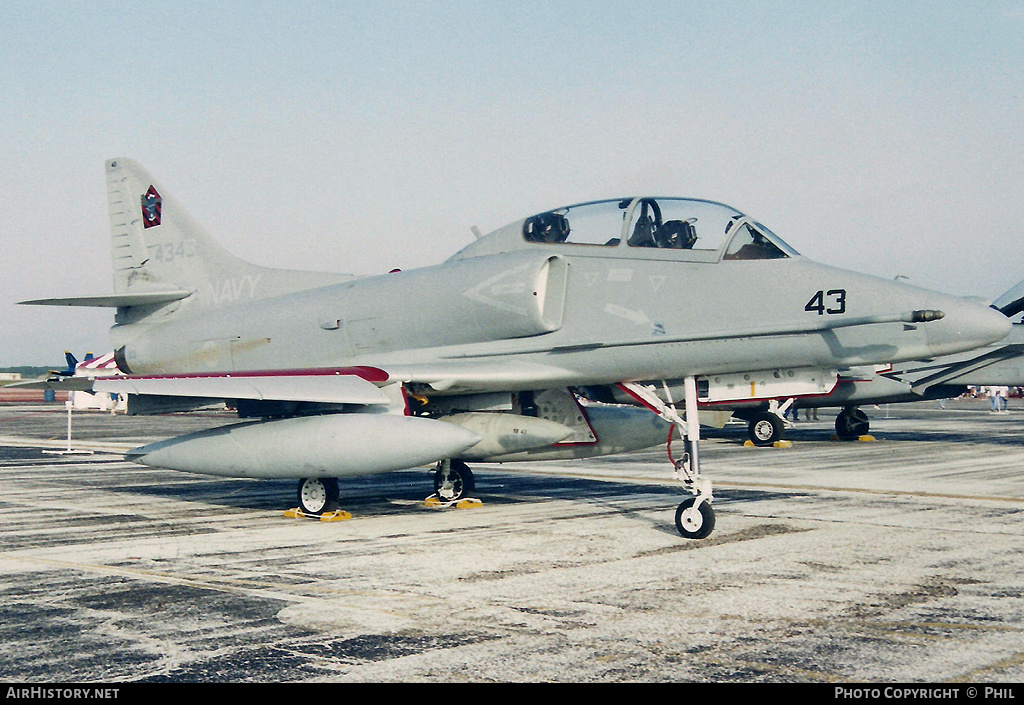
[[49, 351, 78, 376], [107, 158, 248, 297], [992, 278, 1024, 319], [105, 158, 352, 310], [20, 160, 354, 324]]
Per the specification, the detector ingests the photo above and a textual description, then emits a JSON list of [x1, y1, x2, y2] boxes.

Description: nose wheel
[[675, 496, 715, 539]]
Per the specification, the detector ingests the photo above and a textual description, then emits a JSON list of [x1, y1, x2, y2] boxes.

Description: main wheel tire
[[297, 477, 340, 515], [675, 497, 715, 539], [748, 411, 784, 446], [433, 460, 475, 502], [835, 407, 870, 440]]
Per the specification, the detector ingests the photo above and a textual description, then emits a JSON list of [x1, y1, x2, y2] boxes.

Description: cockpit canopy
[[520, 198, 798, 261]]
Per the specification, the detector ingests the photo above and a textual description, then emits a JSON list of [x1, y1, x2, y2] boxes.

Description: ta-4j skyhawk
[[21, 159, 1011, 538]]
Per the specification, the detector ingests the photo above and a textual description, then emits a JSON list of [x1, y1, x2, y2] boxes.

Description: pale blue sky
[[2, 1, 1023, 365]]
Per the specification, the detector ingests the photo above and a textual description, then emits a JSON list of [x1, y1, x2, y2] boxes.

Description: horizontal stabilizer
[[19, 291, 192, 308]]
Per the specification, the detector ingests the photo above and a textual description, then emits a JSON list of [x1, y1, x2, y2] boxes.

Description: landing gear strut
[[621, 377, 715, 539]]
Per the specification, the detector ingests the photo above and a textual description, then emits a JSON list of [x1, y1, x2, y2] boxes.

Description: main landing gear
[[744, 398, 796, 446], [431, 459, 476, 503], [747, 410, 785, 446], [294, 462, 479, 518], [835, 406, 871, 440], [296, 477, 340, 515], [621, 378, 715, 539]]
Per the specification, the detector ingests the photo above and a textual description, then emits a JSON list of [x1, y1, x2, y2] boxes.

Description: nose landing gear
[[620, 377, 715, 539]]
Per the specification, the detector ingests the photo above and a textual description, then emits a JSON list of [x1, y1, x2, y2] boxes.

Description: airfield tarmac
[[0, 399, 1021, 684]]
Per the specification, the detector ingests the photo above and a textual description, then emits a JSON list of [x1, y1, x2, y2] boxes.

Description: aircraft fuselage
[[114, 243, 1008, 396]]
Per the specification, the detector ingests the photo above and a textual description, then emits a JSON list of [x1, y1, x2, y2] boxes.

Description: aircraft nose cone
[[925, 299, 1011, 356]]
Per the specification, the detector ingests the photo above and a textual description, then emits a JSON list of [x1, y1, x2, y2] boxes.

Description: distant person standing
[[988, 386, 1009, 412]]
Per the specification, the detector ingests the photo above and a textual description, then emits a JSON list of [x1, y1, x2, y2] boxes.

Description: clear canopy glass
[[521, 198, 798, 260]]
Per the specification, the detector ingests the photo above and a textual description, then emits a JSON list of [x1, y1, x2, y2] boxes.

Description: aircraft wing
[[89, 357, 585, 417], [93, 367, 392, 406]]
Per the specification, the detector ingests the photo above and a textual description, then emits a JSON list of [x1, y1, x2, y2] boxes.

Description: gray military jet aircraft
[[20, 159, 1011, 538]]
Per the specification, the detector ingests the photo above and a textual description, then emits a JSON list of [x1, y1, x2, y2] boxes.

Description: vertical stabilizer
[[107, 158, 260, 297], [105, 158, 353, 311]]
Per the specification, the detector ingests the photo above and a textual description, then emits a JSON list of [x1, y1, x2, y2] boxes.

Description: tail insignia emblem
[[141, 186, 162, 228]]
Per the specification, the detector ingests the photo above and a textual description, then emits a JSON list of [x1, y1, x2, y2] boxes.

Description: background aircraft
[[50, 351, 88, 378], [18, 350, 123, 392], [20, 159, 1011, 538], [14, 350, 125, 411]]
